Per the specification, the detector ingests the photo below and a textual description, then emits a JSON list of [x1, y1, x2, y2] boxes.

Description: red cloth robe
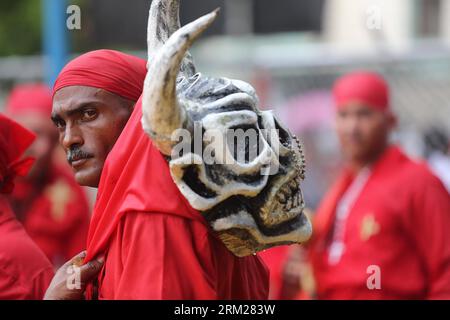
[[8, 165, 90, 266], [85, 98, 269, 299], [309, 145, 450, 299], [0, 193, 54, 299]]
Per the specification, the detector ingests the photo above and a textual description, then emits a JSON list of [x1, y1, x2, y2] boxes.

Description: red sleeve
[[111, 212, 218, 299], [405, 171, 450, 299]]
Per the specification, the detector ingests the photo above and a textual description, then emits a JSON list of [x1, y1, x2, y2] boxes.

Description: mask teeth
[[293, 135, 306, 180]]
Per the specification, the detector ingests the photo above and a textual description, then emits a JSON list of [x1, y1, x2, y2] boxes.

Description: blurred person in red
[[306, 71, 450, 299], [0, 113, 54, 299], [5, 83, 90, 267]]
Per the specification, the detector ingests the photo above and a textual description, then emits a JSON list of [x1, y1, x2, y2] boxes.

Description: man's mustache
[[67, 147, 94, 163]]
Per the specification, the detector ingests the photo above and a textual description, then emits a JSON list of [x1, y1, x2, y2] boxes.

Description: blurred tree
[[0, 0, 42, 56]]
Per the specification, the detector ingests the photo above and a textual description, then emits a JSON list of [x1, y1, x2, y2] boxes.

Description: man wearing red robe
[[0, 113, 54, 299], [4, 84, 90, 267], [45, 49, 268, 299], [308, 71, 450, 299]]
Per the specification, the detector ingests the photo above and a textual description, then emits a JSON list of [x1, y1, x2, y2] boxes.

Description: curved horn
[[142, 9, 219, 156], [147, 0, 197, 77]]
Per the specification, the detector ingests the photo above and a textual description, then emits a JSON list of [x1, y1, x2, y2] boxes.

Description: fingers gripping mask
[[142, 0, 312, 256]]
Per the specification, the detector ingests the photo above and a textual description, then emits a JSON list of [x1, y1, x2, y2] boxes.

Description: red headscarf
[[0, 114, 36, 194], [53, 49, 147, 101], [5, 84, 53, 117], [333, 71, 389, 112], [51, 49, 203, 262]]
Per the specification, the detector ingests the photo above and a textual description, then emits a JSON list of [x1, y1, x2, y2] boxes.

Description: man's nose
[[62, 125, 83, 150]]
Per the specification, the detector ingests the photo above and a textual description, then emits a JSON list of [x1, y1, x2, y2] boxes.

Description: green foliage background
[[0, 0, 42, 56], [0, 0, 86, 57]]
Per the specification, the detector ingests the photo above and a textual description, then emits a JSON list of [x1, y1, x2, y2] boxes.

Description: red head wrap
[[5, 83, 53, 117], [53, 49, 147, 102], [333, 71, 389, 112]]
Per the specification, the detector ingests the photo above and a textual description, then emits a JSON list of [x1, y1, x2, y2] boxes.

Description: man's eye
[[82, 109, 97, 120], [54, 120, 65, 129]]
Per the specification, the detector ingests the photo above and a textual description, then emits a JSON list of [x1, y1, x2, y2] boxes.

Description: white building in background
[[322, 0, 414, 53], [323, 0, 450, 52]]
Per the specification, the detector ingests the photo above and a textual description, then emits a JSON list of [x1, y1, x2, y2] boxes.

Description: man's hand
[[44, 251, 104, 300]]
